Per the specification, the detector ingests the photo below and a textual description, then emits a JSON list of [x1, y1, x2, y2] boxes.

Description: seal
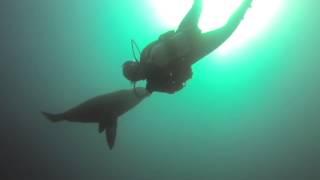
[[42, 87, 150, 149]]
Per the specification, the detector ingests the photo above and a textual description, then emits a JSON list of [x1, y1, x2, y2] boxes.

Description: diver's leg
[[187, 0, 253, 64], [177, 0, 203, 32]]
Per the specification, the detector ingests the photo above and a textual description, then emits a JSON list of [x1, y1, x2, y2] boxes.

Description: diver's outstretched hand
[[231, 0, 253, 22], [242, 0, 253, 9]]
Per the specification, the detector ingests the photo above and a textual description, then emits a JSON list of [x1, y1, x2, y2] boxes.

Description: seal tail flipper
[[41, 112, 64, 122]]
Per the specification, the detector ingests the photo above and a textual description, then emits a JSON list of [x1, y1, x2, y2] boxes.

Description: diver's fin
[[41, 112, 64, 122], [105, 119, 118, 150]]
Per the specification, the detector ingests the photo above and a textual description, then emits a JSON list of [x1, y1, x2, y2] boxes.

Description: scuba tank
[[138, 30, 193, 93]]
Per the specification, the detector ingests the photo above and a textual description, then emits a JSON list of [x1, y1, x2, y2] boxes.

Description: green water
[[1, 0, 320, 179]]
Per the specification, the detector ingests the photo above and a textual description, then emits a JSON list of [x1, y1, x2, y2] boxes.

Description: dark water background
[[1, 0, 319, 179]]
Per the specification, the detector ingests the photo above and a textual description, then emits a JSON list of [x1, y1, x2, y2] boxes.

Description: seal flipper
[[98, 118, 118, 149], [98, 121, 105, 133], [105, 120, 117, 149]]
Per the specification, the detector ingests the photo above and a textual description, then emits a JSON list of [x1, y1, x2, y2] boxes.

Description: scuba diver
[[43, 0, 254, 150], [123, 0, 253, 94]]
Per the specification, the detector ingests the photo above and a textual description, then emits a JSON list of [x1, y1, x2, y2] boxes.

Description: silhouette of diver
[[42, 0, 253, 149], [123, 0, 253, 94]]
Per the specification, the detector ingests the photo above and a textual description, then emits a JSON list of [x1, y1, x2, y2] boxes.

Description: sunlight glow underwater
[[149, 0, 283, 57]]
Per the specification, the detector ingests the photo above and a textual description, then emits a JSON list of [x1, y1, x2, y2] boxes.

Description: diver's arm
[[209, 0, 253, 47], [186, 0, 253, 64]]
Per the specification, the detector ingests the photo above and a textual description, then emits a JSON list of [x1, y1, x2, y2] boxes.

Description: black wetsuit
[[140, 31, 194, 93], [139, 0, 252, 94]]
